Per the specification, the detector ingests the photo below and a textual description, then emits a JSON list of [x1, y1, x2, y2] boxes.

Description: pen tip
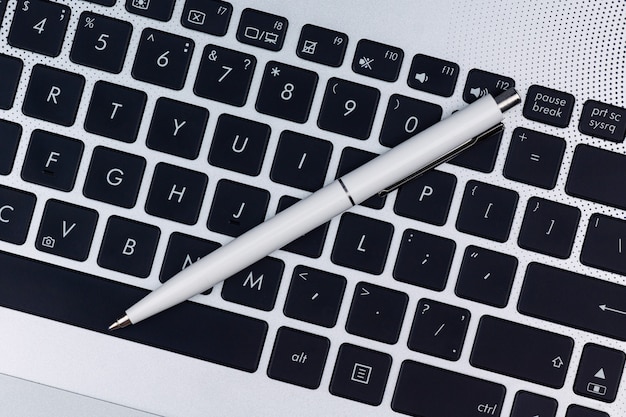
[[108, 315, 132, 331]]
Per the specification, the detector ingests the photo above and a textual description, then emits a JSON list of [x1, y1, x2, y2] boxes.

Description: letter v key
[[62, 220, 76, 238]]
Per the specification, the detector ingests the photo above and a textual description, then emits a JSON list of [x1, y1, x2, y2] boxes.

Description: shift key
[[470, 315, 573, 388], [519, 262, 626, 341]]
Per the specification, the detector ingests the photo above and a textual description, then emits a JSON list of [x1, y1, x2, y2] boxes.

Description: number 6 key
[[132, 28, 194, 90]]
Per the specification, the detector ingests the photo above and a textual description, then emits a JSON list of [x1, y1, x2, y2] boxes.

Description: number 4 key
[[8, 0, 70, 57]]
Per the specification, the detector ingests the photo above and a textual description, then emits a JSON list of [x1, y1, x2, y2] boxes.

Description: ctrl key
[[392, 361, 506, 417]]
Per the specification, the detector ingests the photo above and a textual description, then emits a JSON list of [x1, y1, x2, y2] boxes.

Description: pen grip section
[[127, 181, 353, 324]]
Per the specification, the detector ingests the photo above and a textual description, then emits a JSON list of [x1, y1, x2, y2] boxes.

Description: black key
[[0, 185, 36, 245], [21, 130, 84, 192], [455, 246, 518, 308], [207, 179, 270, 237], [296, 24, 348, 67], [579, 99, 626, 142], [83, 147, 145, 209], [256, 61, 318, 123], [22, 65, 85, 127], [448, 125, 503, 173], [276, 196, 329, 258], [471, 315, 573, 388], [510, 391, 558, 417], [221, 257, 284, 311], [574, 343, 625, 402], [393, 229, 455, 291], [0, 250, 267, 373], [208, 114, 270, 176], [194, 45, 256, 107], [132, 29, 194, 90], [331, 213, 394, 275], [267, 327, 330, 389], [504, 127, 566, 189], [35, 200, 98, 261], [125, 0, 174, 22], [0, 54, 23, 110], [393, 169, 456, 226], [283, 265, 346, 328], [8, 0, 70, 57], [97, 216, 160, 278], [345, 282, 407, 344], [0, 120, 21, 175], [518, 197, 580, 258], [463, 69, 515, 103], [581, 213, 626, 276], [70, 12, 133, 74], [270, 131, 332, 192], [146, 97, 209, 159], [236, 8, 287, 51], [329, 343, 392, 406], [456, 180, 519, 242], [352, 39, 403, 82], [0, 0, 6, 24], [523, 84, 575, 128], [318, 78, 380, 140], [84, 81, 147, 143], [407, 53, 459, 97], [567, 144, 626, 210], [159, 233, 220, 287], [520, 262, 626, 340], [408, 299, 470, 361], [145, 163, 208, 225], [335, 147, 386, 209], [181, 0, 232, 36], [379, 94, 442, 147], [566, 405, 609, 417], [83, 0, 116, 5], [392, 360, 506, 417]]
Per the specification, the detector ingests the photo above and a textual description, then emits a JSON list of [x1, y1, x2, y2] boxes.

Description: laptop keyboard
[[1, 1, 625, 416]]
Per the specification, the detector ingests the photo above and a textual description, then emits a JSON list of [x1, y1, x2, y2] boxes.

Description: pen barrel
[[341, 94, 504, 204], [125, 93, 507, 325], [126, 181, 353, 324]]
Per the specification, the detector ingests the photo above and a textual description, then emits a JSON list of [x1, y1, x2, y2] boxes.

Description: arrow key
[[574, 343, 625, 402], [510, 391, 557, 417]]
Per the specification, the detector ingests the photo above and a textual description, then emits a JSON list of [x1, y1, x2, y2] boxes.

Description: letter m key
[[243, 271, 264, 290]]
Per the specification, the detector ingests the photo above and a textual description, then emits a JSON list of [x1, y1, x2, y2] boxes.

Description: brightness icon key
[[125, 0, 175, 22]]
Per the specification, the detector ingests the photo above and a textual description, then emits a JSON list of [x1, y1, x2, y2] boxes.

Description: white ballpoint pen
[[109, 88, 521, 330]]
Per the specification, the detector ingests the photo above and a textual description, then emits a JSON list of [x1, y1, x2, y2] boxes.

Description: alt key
[[267, 327, 330, 389]]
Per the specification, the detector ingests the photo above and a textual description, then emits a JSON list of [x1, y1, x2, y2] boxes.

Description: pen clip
[[378, 123, 504, 196]]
